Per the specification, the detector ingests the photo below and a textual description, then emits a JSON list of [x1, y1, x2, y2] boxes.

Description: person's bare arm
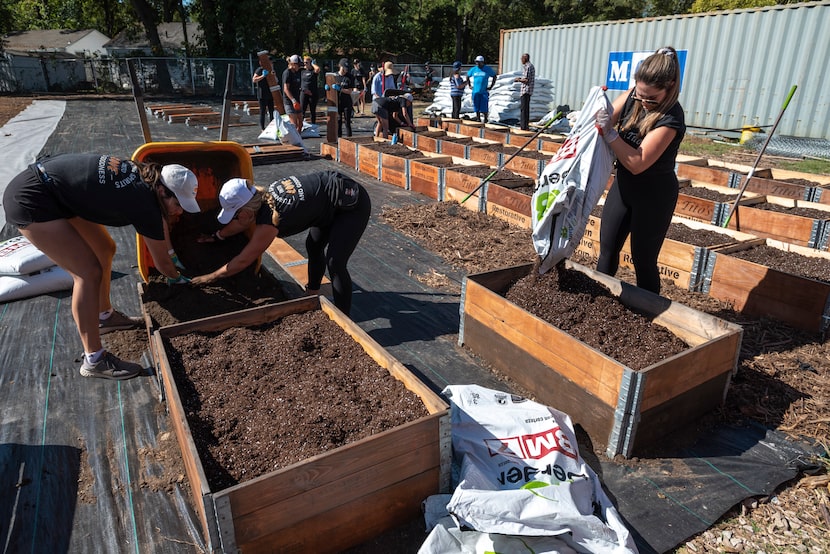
[[144, 236, 181, 279], [191, 225, 278, 285]]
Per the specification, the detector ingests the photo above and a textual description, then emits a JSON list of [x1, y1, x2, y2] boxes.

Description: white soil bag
[[258, 114, 308, 152], [0, 266, 73, 303], [532, 86, 615, 273], [423, 384, 636, 554], [0, 235, 57, 275]]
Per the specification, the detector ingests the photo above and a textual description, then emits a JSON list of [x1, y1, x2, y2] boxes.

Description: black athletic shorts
[[3, 164, 72, 228]]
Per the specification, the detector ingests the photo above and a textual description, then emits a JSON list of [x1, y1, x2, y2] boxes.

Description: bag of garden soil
[[421, 385, 637, 553], [532, 86, 614, 273]]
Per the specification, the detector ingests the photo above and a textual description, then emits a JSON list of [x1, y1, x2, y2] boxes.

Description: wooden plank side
[[638, 332, 740, 411], [741, 176, 814, 200], [239, 470, 438, 553], [225, 414, 441, 517], [485, 184, 531, 219], [633, 372, 733, 451], [708, 252, 830, 331], [357, 145, 381, 179], [675, 163, 732, 187], [462, 315, 616, 447], [231, 442, 440, 547], [409, 161, 442, 199], [725, 205, 820, 247], [463, 279, 623, 406], [153, 331, 214, 543]]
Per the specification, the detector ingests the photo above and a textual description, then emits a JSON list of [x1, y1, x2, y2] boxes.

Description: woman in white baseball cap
[[192, 170, 371, 316], [2, 155, 199, 380]]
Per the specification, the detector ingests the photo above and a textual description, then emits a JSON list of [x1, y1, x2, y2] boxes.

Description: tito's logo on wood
[[605, 50, 688, 92], [484, 426, 577, 461]]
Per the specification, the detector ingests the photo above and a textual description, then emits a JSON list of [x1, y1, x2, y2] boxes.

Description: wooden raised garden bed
[[338, 136, 379, 170], [153, 296, 450, 553], [444, 165, 533, 212], [573, 214, 758, 291], [705, 239, 830, 333], [722, 196, 830, 249], [459, 261, 743, 458]]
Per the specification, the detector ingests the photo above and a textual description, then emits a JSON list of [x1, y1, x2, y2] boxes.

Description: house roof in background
[[104, 22, 201, 51], [2, 29, 105, 52]]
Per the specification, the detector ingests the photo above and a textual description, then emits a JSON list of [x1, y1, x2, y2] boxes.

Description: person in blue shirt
[[465, 55, 497, 122], [449, 61, 467, 119]]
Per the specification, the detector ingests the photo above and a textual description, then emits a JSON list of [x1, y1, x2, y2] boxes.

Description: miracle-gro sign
[[605, 50, 688, 92]]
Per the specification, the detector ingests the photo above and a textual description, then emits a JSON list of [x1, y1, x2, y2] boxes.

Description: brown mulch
[[3, 96, 828, 553], [380, 199, 830, 554], [163, 309, 430, 491]]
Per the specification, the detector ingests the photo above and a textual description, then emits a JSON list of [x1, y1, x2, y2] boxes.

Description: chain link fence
[[0, 55, 260, 97]]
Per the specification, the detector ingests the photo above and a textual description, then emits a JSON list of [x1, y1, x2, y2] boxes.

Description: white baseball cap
[[475, 55, 485, 63], [289, 54, 301, 64], [160, 164, 200, 213], [217, 178, 255, 224]]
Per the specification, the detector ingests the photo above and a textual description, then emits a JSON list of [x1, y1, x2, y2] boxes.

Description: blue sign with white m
[[605, 50, 688, 91]]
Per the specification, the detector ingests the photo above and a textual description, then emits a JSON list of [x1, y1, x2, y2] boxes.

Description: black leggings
[[596, 174, 678, 294], [306, 184, 371, 315], [302, 90, 319, 124], [259, 96, 275, 130], [451, 96, 462, 119]]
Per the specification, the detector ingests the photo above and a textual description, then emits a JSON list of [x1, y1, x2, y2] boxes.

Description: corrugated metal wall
[[500, 2, 830, 140]]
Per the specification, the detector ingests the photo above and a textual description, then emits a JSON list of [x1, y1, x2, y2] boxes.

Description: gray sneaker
[[99, 309, 142, 334], [80, 352, 142, 380]]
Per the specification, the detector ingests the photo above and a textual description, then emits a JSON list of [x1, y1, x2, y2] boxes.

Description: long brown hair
[[252, 185, 280, 227], [620, 46, 681, 137], [136, 161, 174, 219]]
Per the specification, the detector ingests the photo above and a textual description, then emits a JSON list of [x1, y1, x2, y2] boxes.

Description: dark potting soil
[[141, 208, 287, 327], [361, 142, 425, 158], [450, 165, 532, 185], [440, 136, 476, 144], [476, 143, 550, 160], [782, 177, 822, 187], [679, 187, 739, 202], [503, 266, 689, 370], [665, 222, 738, 247], [746, 202, 830, 220], [724, 245, 830, 283], [165, 309, 430, 491]]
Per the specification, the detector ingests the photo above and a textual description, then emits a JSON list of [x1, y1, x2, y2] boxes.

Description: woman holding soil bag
[[191, 171, 371, 316], [594, 46, 685, 294], [3, 156, 199, 380]]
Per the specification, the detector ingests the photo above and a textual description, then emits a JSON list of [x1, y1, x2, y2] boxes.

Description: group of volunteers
[[2, 46, 683, 384], [3, 159, 370, 382]]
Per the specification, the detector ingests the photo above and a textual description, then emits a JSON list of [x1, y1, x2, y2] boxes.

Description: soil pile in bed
[[448, 165, 531, 184], [164, 309, 430, 490], [745, 202, 830, 219], [665, 222, 738, 247], [142, 210, 287, 327], [476, 143, 550, 160], [725, 244, 830, 283], [504, 266, 689, 369], [679, 187, 739, 202], [361, 142, 426, 158], [380, 202, 537, 274]]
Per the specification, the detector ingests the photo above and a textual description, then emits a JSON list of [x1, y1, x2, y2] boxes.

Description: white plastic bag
[[434, 385, 637, 553], [0, 266, 73, 302], [0, 235, 57, 275], [532, 86, 615, 273]]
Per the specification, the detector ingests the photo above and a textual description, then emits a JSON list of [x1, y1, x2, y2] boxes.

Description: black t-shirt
[[334, 72, 356, 108], [40, 154, 165, 239], [616, 93, 686, 180], [257, 172, 347, 236], [282, 68, 302, 101], [376, 96, 406, 119], [300, 67, 318, 93], [350, 67, 366, 91], [254, 67, 272, 100]]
